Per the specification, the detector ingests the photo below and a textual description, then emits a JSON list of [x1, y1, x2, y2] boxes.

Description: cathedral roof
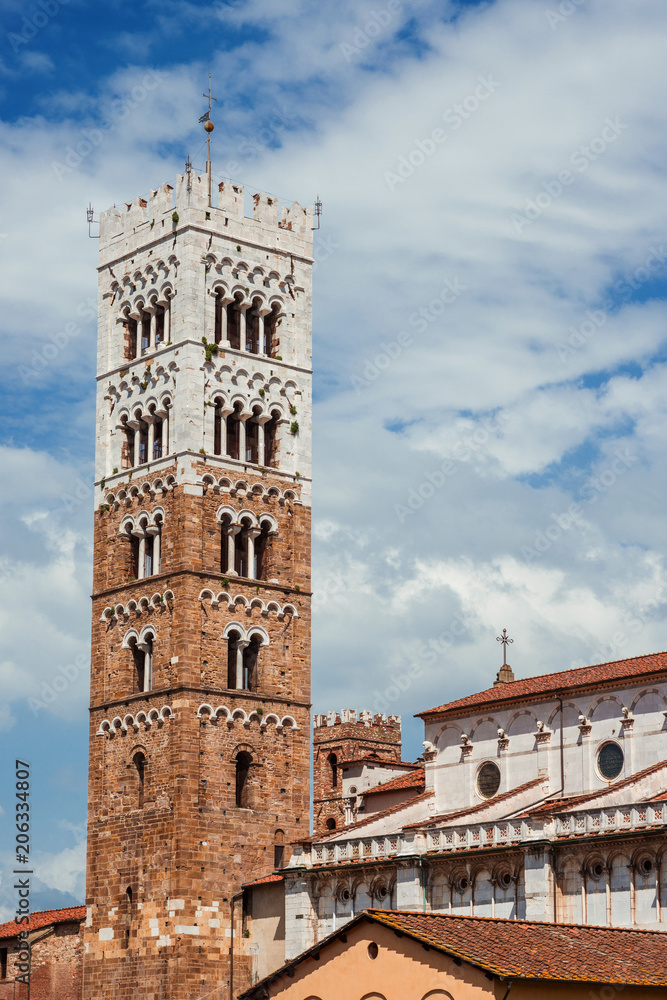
[[418, 649, 667, 719], [0, 906, 85, 940], [362, 767, 425, 797]]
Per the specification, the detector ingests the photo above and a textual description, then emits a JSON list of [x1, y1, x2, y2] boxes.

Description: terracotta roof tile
[[0, 906, 85, 940], [316, 791, 435, 842], [526, 759, 667, 816], [404, 777, 542, 830], [243, 873, 284, 888], [363, 767, 425, 797], [366, 910, 667, 985], [419, 650, 667, 718]]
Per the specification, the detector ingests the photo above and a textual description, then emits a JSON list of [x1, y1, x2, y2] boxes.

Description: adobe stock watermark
[[351, 276, 467, 393], [373, 661, 423, 715], [311, 572, 345, 613], [556, 245, 667, 363], [18, 297, 96, 382], [545, 0, 588, 31], [8, 0, 70, 54], [50, 71, 162, 181], [28, 653, 88, 715], [394, 412, 510, 524], [340, 0, 402, 62], [521, 449, 638, 562], [511, 118, 628, 234], [385, 75, 501, 191], [570, 583, 667, 672]]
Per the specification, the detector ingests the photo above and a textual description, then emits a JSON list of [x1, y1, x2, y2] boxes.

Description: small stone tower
[[83, 171, 313, 999], [312, 710, 402, 834]]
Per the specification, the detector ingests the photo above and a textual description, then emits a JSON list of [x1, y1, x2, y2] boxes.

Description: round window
[[597, 742, 623, 781], [477, 761, 501, 799]]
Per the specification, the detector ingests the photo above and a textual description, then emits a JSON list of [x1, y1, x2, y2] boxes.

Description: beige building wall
[[252, 921, 667, 1000]]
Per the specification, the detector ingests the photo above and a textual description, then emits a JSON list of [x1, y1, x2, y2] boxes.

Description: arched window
[[328, 753, 338, 789], [226, 404, 241, 460], [121, 415, 135, 471], [133, 752, 146, 808], [246, 408, 260, 464], [227, 295, 243, 351], [227, 630, 243, 689], [214, 400, 224, 455], [263, 304, 280, 356], [130, 634, 152, 693], [125, 317, 138, 360], [254, 522, 270, 580], [214, 292, 225, 344], [326, 818, 336, 831], [264, 410, 279, 468], [155, 305, 165, 348], [246, 298, 261, 354], [242, 635, 261, 691], [235, 751, 252, 808], [144, 514, 162, 577], [140, 310, 151, 356], [274, 829, 285, 869], [123, 886, 133, 947]]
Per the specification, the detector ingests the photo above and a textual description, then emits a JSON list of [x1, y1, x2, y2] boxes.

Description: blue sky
[[1, 0, 667, 915]]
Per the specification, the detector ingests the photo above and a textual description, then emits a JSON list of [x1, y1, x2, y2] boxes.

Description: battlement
[[313, 710, 401, 730], [99, 171, 313, 259]]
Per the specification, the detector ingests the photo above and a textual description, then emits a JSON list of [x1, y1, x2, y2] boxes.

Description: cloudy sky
[[1, 0, 667, 915]]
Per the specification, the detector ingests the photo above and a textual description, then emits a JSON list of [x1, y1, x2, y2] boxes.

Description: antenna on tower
[[200, 70, 218, 207], [86, 203, 99, 239], [311, 195, 322, 231]]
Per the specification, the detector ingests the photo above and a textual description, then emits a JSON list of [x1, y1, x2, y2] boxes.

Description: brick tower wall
[[84, 173, 313, 1000], [312, 710, 401, 834]]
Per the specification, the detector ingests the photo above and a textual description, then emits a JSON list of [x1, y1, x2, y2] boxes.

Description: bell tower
[[83, 168, 313, 999]]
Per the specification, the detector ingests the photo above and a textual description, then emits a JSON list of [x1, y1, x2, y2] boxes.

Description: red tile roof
[[525, 760, 667, 816], [367, 910, 667, 985], [316, 791, 435, 843], [419, 650, 667, 719], [243, 873, 284, 888], [363, 767, 425, 797], [404, 777, 542, 830], [0, 906, 85, 940], [239, 910, 667, 997]]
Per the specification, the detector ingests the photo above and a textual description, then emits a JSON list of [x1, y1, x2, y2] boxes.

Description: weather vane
[[199, 71, 218, 206], [496, 628, 513, 666]]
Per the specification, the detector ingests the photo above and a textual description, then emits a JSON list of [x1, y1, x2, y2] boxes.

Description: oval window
[[477, 761, 501, 799], [597, 742, 623, 781]]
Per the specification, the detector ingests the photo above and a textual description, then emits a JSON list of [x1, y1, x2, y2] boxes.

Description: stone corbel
[[578, 715, 592, 737], [621, 707, 634, 733]]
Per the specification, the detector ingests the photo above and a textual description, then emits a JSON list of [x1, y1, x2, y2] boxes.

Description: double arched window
[[214, 291, 281, 358], [213, 401, 280, 469], [121, 510, 164, 579], [226, 630, 262, 691], [120, 401, 170, 470], [125, 630, 154, 693], [122, 296, 170, 361], [218, 509, 277, 580]]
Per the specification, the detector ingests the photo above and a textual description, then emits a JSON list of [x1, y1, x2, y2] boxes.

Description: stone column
[[163, 299, 170, 344], [138, 642, 152, 692], [236, 639, 249, 690], [138, 535, 146, 579], [149, 309, 157, 351], [239, 303, 250, 351], [152, 530, 161, 575], [238, 414, 249, 464], [246, 528, 261, 580], [225, 525, 240, 575], [147, 419, 155, 462], [163, 410, 169, 455]]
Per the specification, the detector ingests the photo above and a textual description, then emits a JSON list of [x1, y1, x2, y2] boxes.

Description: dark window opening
[[138, 421, 148, 465], [227, 299, 241, 350], [131, 641, 145, 693], [227, 411, 240, 460], [214, 294, 224, 344], [246, 301, 260, 354], [255, 524, 269, 580], [0, 948, 7, 980], [134, 754, 145, 809], [144, 534, 154, 578], [234, 525, 247, 577], [140, 313, 151, 355], [124, 886, 133, 946], [326, 817, 336, 831], [227, 631, 242, 689], [122, 423, 134, 470], [598, 742, 624, 781], [125, 319, 138, 360], [477, 761, 501, 799], [264, 307, 278, 356], [264, 413, 278, 468], [236, 752, 252, 808], [328, 753, 338, 789], [130, 535, 140, 579], [246, 419, 259, 464], [243, 637, 261, 691], [155, 307, 165, 347], [214, 402, 223, 455], [153, 419, 163, 460]]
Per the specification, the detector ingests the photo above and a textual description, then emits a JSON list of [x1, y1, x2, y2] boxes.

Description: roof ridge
[[367, 908, 667, 935], [405, 776, 542, 830], [315, 790, 435, 843]]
